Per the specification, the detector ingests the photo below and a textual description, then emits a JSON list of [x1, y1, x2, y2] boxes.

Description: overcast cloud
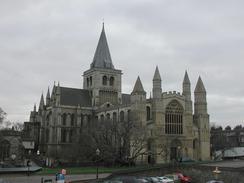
[[1, 0, 244, 127]]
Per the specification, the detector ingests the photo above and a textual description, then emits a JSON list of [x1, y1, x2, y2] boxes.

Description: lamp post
[[96, 148, 100, 180], [27, 150, 31, 176]]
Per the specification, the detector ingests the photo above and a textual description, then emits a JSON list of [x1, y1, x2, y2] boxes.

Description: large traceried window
[[165, 100, 183, 134]]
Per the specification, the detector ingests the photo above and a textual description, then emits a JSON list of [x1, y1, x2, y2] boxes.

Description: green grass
[[36, 166, 139, 175]]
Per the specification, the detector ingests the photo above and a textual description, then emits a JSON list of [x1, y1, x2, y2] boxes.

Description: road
[[0, 173, 110, 183]]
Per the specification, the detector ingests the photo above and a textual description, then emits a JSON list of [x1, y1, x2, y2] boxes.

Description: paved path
[[0, 173, 110, 183], [202, 160, 244, 168]]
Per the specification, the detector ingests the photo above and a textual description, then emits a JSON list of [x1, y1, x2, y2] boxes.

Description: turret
[[194, 76, 210, 161], [152, 66, 162, 99], [131, 76, 146, 103], [182, 71, 192, 113], [38, 93, 45, 111], [34, 103, 36, 112], [194, 76, 207, 115], [131, 76, 147, 127], [50, 82, 56, 106], [55, 82, 61, 106], [46, 87, 51, 106]]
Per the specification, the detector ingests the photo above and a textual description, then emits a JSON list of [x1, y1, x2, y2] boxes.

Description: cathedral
[[28, 25, 210, 164]]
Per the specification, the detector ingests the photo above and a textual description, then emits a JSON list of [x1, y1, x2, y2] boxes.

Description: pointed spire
[[91, 23, 114, 69], [39, 93, 45, 110], [56, 81, 61, 95], [34, 103, 36, 112], [194, 76, 206, 93], [153, 66, 161, 80], [46, 87, 50, 99], [131, 76, 146, 94], [183, 70, 190, 84]]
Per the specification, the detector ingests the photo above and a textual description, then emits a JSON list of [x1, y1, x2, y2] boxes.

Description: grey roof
[[183, 71, 190, 84], [194, 76, 206, 93], [90, 24, 114, 69], [60, 87, 92, 107], [153, 66, 161, 80], [122, 94, 131, 105], [131, 76, 146, 95]]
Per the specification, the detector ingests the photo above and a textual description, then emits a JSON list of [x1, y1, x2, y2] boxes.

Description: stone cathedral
[[27, 25, 210, 164]]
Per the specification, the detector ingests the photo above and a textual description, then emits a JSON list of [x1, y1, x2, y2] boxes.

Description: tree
[[234, 125, 242, 130], [225, 125, 231, 131], [0, 107, 6, 126]]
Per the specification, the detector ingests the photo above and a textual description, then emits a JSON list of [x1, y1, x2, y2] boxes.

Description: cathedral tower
[[152, 66, 162, 99], [194, 76, 210, 160], [83, 24, 122, 107], [131, 76, 147, 126], [182, 71, 193, 136]]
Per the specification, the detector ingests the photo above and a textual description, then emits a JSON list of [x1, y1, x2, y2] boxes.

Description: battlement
[[162, 91, 184, 98]]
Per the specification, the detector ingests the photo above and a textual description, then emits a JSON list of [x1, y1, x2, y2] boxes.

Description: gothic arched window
[[71, 114, 75, 126], [120, 111, 124, 122], [106, 113, 110, 121], [109, 77, 114, 86], [146, 106, 151, 121], [90, 76, 92, 86], [100, 114, 104, 122], [102, 76, 107, 85], [165, 100, 183, 134], [87, 78, 89, 87], [62, 113, 67, 126], [113, 112, 117, 123]]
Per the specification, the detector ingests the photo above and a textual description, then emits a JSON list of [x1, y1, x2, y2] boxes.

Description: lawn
[[36, 166, 139, 175]]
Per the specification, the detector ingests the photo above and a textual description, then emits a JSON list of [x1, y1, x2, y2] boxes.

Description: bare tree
[[0, 107, 6, 127]]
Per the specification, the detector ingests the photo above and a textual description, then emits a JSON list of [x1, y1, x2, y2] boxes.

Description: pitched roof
[[153, 66, 161, 80], [131, 76, 146, 95], [60, 87, 92, 107], [194, 76, 206, 93], [183, 71, 190, 84], [90, 24, 114, 69]]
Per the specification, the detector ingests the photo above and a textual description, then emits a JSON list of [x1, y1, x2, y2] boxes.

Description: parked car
[[157, 176, 174, 183], [164, 174, 180, 183], [175, 173, 192, 183], [111, 176, 142, 183]]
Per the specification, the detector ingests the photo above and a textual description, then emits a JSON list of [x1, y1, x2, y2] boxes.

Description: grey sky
[[1, 0, 244, 127]]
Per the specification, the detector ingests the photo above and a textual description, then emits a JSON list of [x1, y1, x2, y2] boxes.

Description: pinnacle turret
[[183, 71, 190, 84], [152, 66, 162, 99], [153, 66, 161, 81], [46, 87, 51, 106], [194, 76, 207, 114], [131, 76, 146, 95], [34, 103, 36, 112], [39, 93, 45, 110], [91, 23, 114, 69], [56, 82, 61, 95], [194, 76, 206, 93]]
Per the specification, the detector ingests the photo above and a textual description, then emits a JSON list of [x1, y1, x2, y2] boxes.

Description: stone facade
[[27, 25, 210, 163]]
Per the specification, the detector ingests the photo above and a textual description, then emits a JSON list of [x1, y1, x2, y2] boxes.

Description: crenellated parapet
[[162, 91, 184, 99]]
